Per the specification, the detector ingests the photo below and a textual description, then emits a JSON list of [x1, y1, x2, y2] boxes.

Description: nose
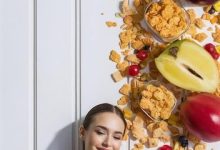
[[102, 136, 112, 147]]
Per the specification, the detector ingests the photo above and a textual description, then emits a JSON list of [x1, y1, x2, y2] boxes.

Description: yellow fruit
[[155, 39, 219, 92], [215, 45, 220, 54], [214, 1, 220, 12]]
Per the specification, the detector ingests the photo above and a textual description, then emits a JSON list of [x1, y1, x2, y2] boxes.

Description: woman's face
[[81, 112, 125, 150]]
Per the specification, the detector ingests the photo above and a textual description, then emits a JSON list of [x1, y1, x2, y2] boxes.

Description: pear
[[155, 39, 219, 92]]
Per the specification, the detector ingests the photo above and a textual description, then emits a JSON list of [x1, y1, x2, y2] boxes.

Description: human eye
[[95, 129, 105, 135], [113, 135, 122, 140]]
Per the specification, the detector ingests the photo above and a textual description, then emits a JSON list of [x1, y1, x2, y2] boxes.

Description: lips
[[96, 147, 109, 150]]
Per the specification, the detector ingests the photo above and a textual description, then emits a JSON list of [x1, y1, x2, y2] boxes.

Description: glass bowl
[[139, 80, 177, 122], [144, 0, 190, 43]]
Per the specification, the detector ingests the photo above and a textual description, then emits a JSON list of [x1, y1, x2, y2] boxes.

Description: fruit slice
[[214, 1, 220, 12], [155, 39, 219, 92]]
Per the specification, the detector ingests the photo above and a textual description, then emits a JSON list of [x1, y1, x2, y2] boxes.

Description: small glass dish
[[139, 80, 177, 122], [144, 0, 190, 43]]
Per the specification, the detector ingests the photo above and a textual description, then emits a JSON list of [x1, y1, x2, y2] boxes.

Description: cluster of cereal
[[127, 112, 172, 149], [145, 0, 188, 38], [185, 7, 220, 43], [140, 83, 176, 120], [119, 79, 174, 149], [119, 0, 154, 50]]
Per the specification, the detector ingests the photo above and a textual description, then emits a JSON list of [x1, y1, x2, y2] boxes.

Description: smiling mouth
[[96, 147, 109, 150]]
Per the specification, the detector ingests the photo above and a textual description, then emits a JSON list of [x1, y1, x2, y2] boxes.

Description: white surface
[[81, 0, 125, 111], [37, 0, 75, 149], [0, 0, 34, 150]]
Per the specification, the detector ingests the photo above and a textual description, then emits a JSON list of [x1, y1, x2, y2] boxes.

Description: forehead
[[90, 112, 125, 132]]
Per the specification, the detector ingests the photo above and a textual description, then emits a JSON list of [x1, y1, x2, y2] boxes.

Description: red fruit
[[128, 65, 140, 76], [180, 93, 220, 142], [204, 43, 216, 53], [204, 43, 219, 60], [188, 0, 218, 5], [159, 145, 172, 150], [212, 52, 220, 60], [136, 50, 148, 61]]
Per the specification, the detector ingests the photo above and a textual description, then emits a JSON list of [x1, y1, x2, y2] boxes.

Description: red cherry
[[211, 52, 219, 60], [204, 43, 216, 54], [128, 65, 140, 76], [159, 145, 172, 150], [136, 50, 148, 61]]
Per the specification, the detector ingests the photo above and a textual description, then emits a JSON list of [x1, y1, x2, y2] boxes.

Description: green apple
[[155, 39, 219, 92]]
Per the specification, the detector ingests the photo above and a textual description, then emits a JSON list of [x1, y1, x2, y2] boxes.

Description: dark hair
[[83, 103, 127, 135]]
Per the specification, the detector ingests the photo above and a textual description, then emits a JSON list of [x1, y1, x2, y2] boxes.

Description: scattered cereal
[[131, 114, 146, 139], [111, 70, 124, 82], [201, 13, 211, 20], [109, 50, 121, 63], [207, 27, 213, 31], [194, 18, 205, 29], [121, 0, 136, 16], [146, 137, 158, 148], [123, 107, 133, 119], [187, 9, 196, 23], [105, 21, 117, 27], [210, 16, 218, 24], [212, 26, 220, 43], [126, 54, 140, 64], [117, 95, 129, 105], [116, 61, 129, 72], [173, 141, 185, 150], [194, 143, 206, 150], [119, 84, 131, 96], [193, 33, 208, 42]]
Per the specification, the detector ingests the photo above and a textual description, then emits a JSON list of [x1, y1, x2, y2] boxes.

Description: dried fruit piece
[[128, 65, 140, 76], [208, 6, 216, 14], [178, 135, 188, 147], [159, 145, 172, 150], [136, 50, 148, 60], [204, 43, 219, 59], [204, 43, 216, 53]]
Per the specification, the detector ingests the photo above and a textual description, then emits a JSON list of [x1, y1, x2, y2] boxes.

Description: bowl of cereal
[[139, 80, 177, 121], [144, 0, 190, 43]]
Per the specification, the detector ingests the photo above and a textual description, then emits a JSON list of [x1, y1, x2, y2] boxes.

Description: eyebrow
[[96, 125, 123, 135]]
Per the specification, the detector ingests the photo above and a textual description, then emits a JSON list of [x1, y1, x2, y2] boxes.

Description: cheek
[[84, 132, 102, 148], [112, 140, 122, 150]]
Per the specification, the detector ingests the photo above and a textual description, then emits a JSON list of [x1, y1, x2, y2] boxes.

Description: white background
[[0, 0, 220, 150], [0, 0, 34, 149]]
